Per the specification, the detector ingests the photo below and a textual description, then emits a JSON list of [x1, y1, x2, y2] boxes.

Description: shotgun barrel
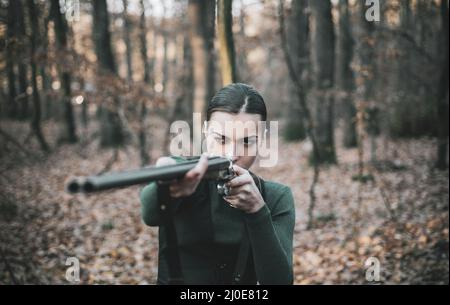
[[66, 156, 235, 194]]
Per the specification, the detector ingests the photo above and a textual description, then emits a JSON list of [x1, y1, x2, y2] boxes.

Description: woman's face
[[205, 111, 264, 170]]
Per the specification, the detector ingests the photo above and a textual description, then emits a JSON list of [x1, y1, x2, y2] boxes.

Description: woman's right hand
[[155, 153, 209, 198]]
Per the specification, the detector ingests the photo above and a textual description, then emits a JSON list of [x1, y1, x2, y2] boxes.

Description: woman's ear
[[203, 121, 208, 135]]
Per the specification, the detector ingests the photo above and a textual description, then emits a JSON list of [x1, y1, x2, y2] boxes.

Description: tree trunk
[[40, 14, 53, 121], [14, 0, 29, 120], [150, 30, 157, 89], [50, 0, 78, 143], [217, 0, 237, 85], [310, 0, 337, 164], [236, 0, 248, 82], [38, 5, 53, 121], [181, 34, 194, 124], [284, 0, 308, 142], [122, 0, 133, 82], [161, 3, 169, 97], [162, 34, 169, 97], [353, 0, 377, 175], [398, 0, 411, 92], [93, 0, 125, 148], [93, 0, 117, 74], [77, 78, 88, 129], [436, 0, 449, 169], [163, 32, 195, 155], [27, 0, 50, 152], [6, 0, 18, 118], [139, 0, 152, 85], [337, 0, 357, 148], [391, 0, 414, 138], [138, 99, 150, 165], [187, 0, 216, 116], [278, 0, 321, 229]]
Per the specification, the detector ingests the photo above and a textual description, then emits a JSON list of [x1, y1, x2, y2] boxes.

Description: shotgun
[[66, 156, 235, 195]]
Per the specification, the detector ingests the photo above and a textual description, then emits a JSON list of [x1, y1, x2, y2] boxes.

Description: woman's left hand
[[223, 165, 265, 214]]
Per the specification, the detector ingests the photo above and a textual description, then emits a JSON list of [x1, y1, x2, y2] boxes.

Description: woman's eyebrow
[[239, 135, 259, 142], [211, 131, 258, 140]]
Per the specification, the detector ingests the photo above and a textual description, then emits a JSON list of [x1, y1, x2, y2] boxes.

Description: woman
[[140, 83, 295, 285]]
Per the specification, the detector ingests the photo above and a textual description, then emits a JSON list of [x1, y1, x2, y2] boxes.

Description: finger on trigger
[[227, 175, 250, 188]]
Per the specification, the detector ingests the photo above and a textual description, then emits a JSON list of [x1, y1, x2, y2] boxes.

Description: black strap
[[232, 173, 265, 284], [159, 184, 184, 285], [232, 226, 250, 284]]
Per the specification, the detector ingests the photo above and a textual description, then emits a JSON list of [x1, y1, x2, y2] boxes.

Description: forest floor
[[0, 120, 448, 284]]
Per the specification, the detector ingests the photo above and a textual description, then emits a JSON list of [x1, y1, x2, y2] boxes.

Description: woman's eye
[[243, 139, 256, 146], [214, 137, 226, 145]]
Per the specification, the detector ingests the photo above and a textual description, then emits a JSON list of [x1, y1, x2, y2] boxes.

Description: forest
[[0, 0, 448, 284]]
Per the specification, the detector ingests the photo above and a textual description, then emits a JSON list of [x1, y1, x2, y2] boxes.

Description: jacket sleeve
[[139, 157, 189, 227], [140, 182, 162, 226], [141, 180, 191, 227], [244, 185, 295, 284]]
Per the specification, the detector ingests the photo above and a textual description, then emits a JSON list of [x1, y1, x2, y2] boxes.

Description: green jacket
[[140, 171, 295, 285]]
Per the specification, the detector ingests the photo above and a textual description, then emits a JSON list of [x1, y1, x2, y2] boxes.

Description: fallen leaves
[[0, 121, 448, 284]]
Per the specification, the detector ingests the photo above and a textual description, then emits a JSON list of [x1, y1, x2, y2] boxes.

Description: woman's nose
[[224, 143, 234, 158], [224, 145, 239, 161]]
